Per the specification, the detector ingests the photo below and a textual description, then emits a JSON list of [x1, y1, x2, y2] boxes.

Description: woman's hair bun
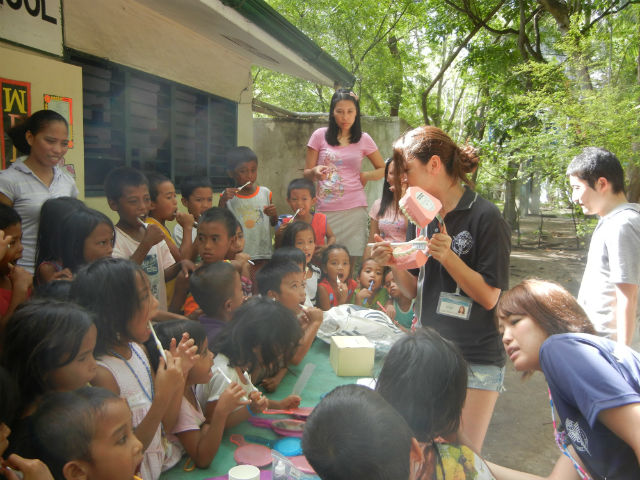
[[458, 144, 479, 173]]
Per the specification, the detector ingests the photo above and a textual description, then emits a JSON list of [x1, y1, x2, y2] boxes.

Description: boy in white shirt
[[105, 167, 191, 311]]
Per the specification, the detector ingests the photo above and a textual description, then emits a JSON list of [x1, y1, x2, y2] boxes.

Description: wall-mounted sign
[[44, 94, 72, 148], [1, 78, 31, 169], [0, 0, 63, 56], [43, 94, 75, 177]]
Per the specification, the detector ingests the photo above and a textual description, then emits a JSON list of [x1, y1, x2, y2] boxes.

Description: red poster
[[1, 79, 32, 169]]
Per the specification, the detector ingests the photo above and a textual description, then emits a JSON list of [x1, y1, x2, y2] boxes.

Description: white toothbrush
[[148, 321, 167, 363]]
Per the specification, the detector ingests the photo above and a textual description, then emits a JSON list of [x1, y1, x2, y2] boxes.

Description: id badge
[[436, 292, 472, 320]]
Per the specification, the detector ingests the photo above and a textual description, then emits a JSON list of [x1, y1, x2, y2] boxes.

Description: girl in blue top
[[494, 279, 640, 480]]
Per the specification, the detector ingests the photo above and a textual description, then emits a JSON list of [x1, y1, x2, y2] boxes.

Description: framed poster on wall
[[44, 94, 75, 177], [44, 94, 73, 148], [1, 78, 31, 169]]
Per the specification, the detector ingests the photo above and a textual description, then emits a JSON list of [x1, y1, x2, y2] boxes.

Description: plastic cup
[[228, 464, 260, 480]]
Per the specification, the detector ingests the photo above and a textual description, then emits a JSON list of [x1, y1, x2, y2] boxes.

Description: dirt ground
[[482, 213, 587, 474]]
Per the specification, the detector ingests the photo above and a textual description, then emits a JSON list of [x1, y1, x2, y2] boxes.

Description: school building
[[0, 0, 353, 214]]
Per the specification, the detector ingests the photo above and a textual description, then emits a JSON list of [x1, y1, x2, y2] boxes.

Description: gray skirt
[[324, 207, 368, 256]]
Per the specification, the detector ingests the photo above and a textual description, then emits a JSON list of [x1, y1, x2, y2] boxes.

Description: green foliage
[[257, 0, 640, 224]]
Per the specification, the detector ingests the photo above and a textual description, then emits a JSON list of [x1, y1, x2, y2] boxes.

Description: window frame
[[67, 50, 238, 196]]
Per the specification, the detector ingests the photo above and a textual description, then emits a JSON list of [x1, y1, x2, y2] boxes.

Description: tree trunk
[[387, 35, 403, 117], [519, 179, 530, 217], [503, 159, 519, 230], [529, 174, 541, 215], [434, 36, 448, 127]]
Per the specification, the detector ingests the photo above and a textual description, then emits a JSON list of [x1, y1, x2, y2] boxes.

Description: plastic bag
[[317, 304, 404, 356]]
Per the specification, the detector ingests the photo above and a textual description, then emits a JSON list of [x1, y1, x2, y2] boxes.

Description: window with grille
[[68, 52, 237, 196]]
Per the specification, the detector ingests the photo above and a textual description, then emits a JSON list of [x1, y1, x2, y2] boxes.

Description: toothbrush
[[148, 321, 167, 363], [362, 280, 374, 305], [215, 366, 249, 402], [291, 363, 316, 396], [175, 210, 199, 229], [290, 208, 301, 222], [376, 301, 389, 314], [238, 181, 251, 190], [243, 370, 261, 395], [367, 238, 429, 251]]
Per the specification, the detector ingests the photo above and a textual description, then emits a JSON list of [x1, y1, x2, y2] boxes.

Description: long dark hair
[[377, 159, 397, 219], [376, 328, 468, 443], [319, 244, 350, 280], [212, 296, 302, 378], [0, 366, 20, 428], [59, 207, 114, 272], [0, 299, 95, 409], [325, 89, 362, 146], [71, 258, 146, 356], [35, 197, 85, 275], [146, 319, 207, 372], [281, 221, 314, 251], [7, 110, 68, 155]]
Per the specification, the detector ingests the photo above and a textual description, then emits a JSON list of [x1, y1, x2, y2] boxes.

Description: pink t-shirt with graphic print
[[369, 199, 408, 243], [307, 127, 378, 212]]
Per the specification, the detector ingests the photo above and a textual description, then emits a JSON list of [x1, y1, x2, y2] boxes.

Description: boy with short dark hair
[[567, 147, 640, 344], [170, 207, 237, 315], [255, 259, 323, 391], [219, 147, 277, 264], [0, 204, 32, 331], [105, 167, 189, 311], [256, 260, 306, 312], [276, 178, 335, 253], [173, 177, 214, 255], [146, 172, 195, 262], [190, 261, 244, 345]]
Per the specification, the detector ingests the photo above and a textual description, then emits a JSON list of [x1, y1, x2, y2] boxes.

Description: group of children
[[0, 145, 422, 480]]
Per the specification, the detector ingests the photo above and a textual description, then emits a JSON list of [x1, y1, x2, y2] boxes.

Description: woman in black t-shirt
[[371, 126, 510, 453]]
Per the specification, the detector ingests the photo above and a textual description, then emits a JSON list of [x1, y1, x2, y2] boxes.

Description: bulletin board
[[0, 78, 31, 169], [44, 94, 73, 148]]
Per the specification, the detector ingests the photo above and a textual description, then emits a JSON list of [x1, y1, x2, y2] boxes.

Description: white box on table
[[329, 335, 374, 377]]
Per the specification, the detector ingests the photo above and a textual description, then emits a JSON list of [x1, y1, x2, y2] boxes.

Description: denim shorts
[[467, 363, 505, 392]]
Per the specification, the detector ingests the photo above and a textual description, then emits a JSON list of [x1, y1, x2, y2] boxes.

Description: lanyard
[[110, 344, 155, 402], [548, 388, 591, 480]]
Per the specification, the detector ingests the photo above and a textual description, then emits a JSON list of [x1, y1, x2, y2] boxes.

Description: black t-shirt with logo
[[417, 187, 510, 366]]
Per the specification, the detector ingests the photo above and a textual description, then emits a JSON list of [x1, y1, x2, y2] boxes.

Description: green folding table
[[161, 339, 374, 479]]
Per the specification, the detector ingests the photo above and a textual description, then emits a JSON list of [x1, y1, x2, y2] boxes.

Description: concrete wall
[[0, 43, 85, 197], [253, 116, 410, 213]]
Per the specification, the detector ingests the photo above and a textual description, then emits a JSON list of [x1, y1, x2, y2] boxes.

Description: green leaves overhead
[[258, 0, 640, 210]]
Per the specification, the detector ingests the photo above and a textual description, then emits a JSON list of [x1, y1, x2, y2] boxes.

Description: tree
[[258, 0, 640, 227]]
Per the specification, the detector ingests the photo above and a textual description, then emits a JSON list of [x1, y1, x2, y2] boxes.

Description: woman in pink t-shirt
[[304, 89, 385, 261]]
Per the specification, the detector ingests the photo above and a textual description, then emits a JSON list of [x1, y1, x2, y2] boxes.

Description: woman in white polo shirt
[[0, 110, 78, 272]]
